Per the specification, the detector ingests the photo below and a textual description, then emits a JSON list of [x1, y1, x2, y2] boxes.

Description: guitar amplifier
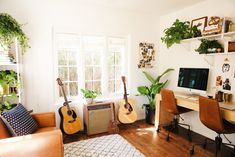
[[84, 102, 113, 135]]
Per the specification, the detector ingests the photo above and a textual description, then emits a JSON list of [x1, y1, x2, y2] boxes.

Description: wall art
[[138, 42, 155, 68]]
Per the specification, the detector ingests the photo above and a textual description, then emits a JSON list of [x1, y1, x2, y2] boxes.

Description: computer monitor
[[177, 68, 209, 91]]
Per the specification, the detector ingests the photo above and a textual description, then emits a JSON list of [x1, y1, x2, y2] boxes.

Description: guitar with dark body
[[57, 78, 82, 135]]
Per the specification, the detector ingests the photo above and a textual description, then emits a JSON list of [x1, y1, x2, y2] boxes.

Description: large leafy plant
[[195, 39, 224, 54], [0, 13, 30, 54], [161, 19, 199, 48], [137, 68, 174, 109], [80, 89, 101, 99]]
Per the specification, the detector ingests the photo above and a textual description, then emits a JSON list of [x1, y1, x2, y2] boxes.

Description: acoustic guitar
[[57, 78, 82, 135], [118, 76, 137, 124]]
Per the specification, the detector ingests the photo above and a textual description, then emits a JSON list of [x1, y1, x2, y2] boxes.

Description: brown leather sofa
[[0, 112, 64, 157]]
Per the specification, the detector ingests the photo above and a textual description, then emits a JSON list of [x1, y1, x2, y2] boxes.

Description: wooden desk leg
[[155, 99, 174, 131]]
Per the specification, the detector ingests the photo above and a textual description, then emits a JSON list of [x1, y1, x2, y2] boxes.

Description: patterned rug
[[64, 134, 145, 157]]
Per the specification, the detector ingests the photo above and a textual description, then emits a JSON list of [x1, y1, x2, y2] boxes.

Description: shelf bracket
[[203, 55, 214, 66]]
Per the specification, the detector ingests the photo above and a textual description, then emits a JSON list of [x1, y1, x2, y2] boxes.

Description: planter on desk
[[145, 104, 155, 125]]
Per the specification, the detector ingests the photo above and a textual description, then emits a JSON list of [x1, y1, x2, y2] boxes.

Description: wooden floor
[[64, 121, 234, 157]]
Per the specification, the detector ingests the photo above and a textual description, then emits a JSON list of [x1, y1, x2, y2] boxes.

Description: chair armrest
[[31, 112, 56, 128], [0, 130, 63, 157]]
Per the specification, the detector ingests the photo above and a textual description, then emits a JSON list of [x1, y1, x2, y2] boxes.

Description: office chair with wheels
[[157, 89, 192, 142], [190, 96, 235, 157]]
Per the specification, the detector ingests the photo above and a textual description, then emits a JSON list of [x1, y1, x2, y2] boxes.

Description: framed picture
[[191, 16, 208, 33], [138, 42, 155, 68]]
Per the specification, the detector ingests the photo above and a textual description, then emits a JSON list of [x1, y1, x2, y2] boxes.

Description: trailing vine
[[0, 13, 30, 54]]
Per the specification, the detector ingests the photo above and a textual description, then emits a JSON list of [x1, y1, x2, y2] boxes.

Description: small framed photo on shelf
[[191, 16, 208, 34]]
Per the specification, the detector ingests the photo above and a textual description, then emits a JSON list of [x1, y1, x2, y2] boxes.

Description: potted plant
[[0, 70, 18, 95], [161, 19, 199, 48], [0, 13, 30, 54], [195, 39, 224, 54], [80, 89, 101, 104], [0, 94, 17, 113], [137, 68, 174, 124]]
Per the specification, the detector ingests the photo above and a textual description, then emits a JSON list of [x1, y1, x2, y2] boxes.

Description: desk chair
[[190, 96, 235, 157], [158, 89, 192, 142]]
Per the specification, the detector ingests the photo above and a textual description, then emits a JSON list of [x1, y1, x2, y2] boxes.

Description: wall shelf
[[202, 52, 235, 56], [181, 31, 235, 43]]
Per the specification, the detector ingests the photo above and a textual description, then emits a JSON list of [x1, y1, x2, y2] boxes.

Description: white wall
[[158, 0, 235, 142], [0, 0, 160, 122]]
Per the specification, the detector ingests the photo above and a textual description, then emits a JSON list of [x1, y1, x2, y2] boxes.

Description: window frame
[[53, 31, 129, 103]]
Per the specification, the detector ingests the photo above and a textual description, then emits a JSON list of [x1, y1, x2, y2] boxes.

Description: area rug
[[64, 134, 145, 157]]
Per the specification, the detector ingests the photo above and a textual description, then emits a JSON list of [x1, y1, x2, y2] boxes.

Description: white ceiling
[[78, 0, 206, 14]]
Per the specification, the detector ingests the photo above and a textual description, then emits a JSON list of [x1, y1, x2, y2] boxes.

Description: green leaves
[[137, 68, 174, 109], [195, 39, 224, 54], [80, 89, 101, 99], [0, 13, 30, 54], [161, 19, 199, 48]]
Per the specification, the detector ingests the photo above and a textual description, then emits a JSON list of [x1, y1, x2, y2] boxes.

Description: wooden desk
[[154, 93, 235, 129]]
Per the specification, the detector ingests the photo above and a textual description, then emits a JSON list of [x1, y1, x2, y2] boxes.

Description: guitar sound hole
[[67, 110, 72, 116], [124, 103, 133, 113]]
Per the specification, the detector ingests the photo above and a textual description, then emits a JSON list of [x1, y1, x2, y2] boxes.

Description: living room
[[1, 0, 235, 157]]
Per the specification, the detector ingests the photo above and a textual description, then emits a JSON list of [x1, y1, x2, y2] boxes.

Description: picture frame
[[191, 16, 208, 33]]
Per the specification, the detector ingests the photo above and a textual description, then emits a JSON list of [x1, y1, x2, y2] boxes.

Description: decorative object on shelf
[[222, 58, 230, 73], [0, 70, 18, 95], [215, 91, 224, 102], [222, 17, 232, 33], [0, 13, 30, 54], [161, 19, 199, 48], [223, 93, 232, 103], [195, 39, 223, 54], [216, 76, 222, 86], [228, 41, 235, 52], [191, 16, 208, 37], [223, 78, 231, 91], [203, 16, 222, 35], [137, 42, 155, 68], [80, 89, 101, 104], [0, 70, 18, 112]]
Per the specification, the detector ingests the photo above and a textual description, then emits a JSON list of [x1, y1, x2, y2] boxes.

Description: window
[[55, 33, 127, 98]]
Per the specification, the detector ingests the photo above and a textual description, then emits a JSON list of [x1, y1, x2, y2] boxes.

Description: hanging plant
[[161, 19, 199, 48], [0, 13, 30, 54], [195, 39, 224, 54]]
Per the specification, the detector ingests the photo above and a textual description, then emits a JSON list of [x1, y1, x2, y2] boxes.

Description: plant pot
[[86, 98, 93, 104], [145, 104, 155, 125]]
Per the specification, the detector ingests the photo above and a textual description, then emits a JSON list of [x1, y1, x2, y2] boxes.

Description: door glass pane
[[93, 81, 101, 91], [58, 50, 67, 65], [93, 53, 101, 65], [69, 67, 77, 81], [93, 67, 101, 80], [85, 82, 92, 90], [69, 82, 78, 96], [58, 67, 68, 80], [85, 67, 93, 80], [68, 51, 77, 65], [108, 80, 115, 93], [108, 66, 115, 79], [115, 52, 121, 65], [115, 80, 121, 92], [85, 55, 92, 65]]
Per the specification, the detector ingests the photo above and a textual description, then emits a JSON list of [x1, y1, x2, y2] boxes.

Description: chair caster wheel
[[166, 136, 170, 142], [190, 149, 194, 155]]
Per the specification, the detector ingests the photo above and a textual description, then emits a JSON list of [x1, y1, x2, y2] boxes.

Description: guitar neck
[[123, 83, 128, 103], [60, 84, 71, 110]]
